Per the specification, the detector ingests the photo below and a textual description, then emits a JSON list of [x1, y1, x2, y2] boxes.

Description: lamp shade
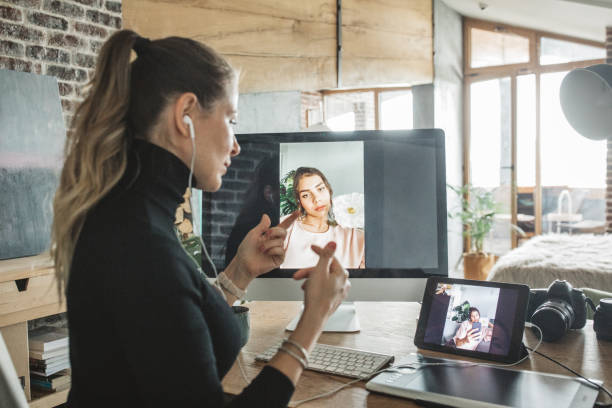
[[560, 64, 612, 140]]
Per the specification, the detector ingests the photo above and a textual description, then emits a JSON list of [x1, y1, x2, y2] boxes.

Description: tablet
[[414, 277, 530, 363], [366, 354, 599, 408]]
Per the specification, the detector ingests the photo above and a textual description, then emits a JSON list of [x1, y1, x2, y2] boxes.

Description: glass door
[[469, 77, 513, 255], [516, 74, 536, 244]]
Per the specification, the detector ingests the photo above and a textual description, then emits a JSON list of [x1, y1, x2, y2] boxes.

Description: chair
[[0, 332, 29, 408]]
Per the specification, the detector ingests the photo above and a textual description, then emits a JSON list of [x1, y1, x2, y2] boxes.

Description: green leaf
[[280, 169, 298, 216]]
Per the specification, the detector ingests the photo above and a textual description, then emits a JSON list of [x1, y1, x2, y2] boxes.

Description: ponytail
[[51, 29, 235, 296], [51, 30, 139, 296]]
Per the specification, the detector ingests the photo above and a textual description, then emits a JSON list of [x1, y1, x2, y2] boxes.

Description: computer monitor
[[202, 129, 448, 329]]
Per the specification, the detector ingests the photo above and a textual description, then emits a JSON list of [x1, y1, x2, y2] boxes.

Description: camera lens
[[531, 299, 575, 342], [600, 298, 612, 314], [594, 298, 612, 341]]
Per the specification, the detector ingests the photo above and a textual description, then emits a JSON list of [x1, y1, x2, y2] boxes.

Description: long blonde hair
[[51, 29, 235, 295]]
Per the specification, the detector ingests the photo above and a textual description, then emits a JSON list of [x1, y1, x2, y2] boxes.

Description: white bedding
[[487, 234, 612, 292]]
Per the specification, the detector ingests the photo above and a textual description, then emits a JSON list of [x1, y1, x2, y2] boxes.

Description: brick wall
[[0, 0, 122, 128], [606, 26, 612, 232]]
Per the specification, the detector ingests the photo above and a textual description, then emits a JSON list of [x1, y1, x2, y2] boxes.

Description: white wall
[[434, 0, 464, 275], [236, 91, 302, 134], [280, 142, 365, 196]]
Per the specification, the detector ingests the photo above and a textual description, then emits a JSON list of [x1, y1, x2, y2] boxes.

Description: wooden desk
[[222, 301, 612, 407]]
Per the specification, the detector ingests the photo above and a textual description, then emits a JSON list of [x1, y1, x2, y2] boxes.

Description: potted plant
[[448, 184, 498, 280], [451, 301, 471, 323]]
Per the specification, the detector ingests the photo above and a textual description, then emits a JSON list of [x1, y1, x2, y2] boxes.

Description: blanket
[[487, 234, 612, 292]]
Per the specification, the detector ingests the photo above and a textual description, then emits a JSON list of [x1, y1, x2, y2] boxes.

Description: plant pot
[[232, 305, 250, 348], [463, 252, 496, 281]]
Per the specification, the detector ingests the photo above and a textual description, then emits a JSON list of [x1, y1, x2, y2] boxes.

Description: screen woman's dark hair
[[52, 29, 235, 296], [292, 167, 337, 226]]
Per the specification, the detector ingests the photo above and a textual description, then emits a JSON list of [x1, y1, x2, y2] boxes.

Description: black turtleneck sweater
[[66, 140, 294, 407]]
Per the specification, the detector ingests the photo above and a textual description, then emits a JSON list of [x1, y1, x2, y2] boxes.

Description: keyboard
[[255, 341, 395, 379]]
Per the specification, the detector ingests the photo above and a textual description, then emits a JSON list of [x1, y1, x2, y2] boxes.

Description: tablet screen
[[415, 278, 530, 363]]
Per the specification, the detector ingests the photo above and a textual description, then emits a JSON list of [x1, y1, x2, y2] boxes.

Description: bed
[[487, 234, 612, 292]]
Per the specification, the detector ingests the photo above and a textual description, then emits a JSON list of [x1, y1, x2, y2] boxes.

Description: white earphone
[[183, 115, 195, 140], [183, 114, 198, 237]]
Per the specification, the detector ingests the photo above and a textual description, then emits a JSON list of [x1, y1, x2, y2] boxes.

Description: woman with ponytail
[[52, 30, 349, 407]]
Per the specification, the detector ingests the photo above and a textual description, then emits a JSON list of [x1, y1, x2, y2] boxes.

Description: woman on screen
[[281, 167, 365, 269], [453, 307, 493, 351]]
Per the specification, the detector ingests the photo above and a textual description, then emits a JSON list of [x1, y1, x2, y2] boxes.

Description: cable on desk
[[524, 345, 612, 403]]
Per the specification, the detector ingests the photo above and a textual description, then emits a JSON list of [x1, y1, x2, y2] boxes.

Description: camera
[[526, 280, 588, 342]]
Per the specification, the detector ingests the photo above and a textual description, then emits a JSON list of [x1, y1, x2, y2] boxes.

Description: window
[[379, 90, 413, 130], [469, 78, 512, 254], [540, 71, 606, 234], [470, 27, 530, 68], [540, 37, 606, 65], [465, 19, 606, 254], [325, 91, 375, 131], [323, 88, 413, 131]]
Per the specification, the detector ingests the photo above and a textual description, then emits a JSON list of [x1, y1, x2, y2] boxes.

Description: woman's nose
[[231, 136, 240, 157]]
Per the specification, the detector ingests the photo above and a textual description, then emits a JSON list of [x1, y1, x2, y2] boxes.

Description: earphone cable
[[184, 123, 251, 386]]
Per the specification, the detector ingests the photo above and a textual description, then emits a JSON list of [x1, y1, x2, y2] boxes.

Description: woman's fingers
[[293, 242, 339, 280], [311, 242, 348, 284], [278, 211, 299, 230], [259, 238, 285, 253], [293, 267, 315, 280], [312, 242, 336, 272], [264, 226, 287, 240], [264, 247, 284, 257]]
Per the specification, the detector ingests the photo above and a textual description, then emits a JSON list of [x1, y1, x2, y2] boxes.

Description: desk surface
[[222, 301, 612, 407]]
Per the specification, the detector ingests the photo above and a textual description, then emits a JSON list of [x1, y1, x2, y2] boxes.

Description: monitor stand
[[285, 302, 361, 332]]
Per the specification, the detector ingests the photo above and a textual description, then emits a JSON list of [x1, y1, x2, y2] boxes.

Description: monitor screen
[[202, 129, 447, 279]]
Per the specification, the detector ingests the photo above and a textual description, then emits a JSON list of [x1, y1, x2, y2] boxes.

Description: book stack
[[28, 326, 70, 394], [31, 369, 71, 395]]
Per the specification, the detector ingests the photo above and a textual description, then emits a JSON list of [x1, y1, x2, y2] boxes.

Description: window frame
[[322, 86, 412, 130], [463, 18, 605, 250]]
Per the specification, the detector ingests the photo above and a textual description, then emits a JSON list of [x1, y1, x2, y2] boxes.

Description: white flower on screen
[[333, 193, 365, 229]]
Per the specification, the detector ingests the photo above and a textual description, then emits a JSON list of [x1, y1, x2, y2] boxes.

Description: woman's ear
[[173, 92, 199, 140]]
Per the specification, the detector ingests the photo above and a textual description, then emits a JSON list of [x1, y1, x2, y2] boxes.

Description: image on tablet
[[422, 282, 519, 356]]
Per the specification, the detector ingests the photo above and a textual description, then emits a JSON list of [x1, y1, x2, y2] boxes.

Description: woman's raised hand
[[293, 242, 351, 322], [226, 212, 298, 290], [466, 328, 480, 343], [266, 241, 350, 385]]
